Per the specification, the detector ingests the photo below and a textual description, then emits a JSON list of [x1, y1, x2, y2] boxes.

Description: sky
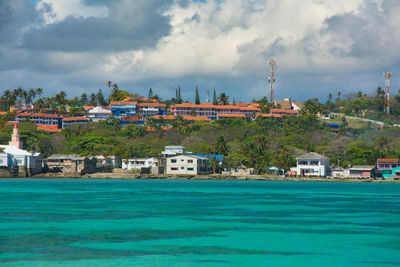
[[1, 0, 400, 102]]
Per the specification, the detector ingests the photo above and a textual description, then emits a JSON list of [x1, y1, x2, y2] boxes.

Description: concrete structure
[[94, 155, 121, 171], [166, 155, 209, 175], [62, 116, 89, 128], [44, 154, 97, 174], [295, 152, 330, 177], [122, 157, 158, 171], [110, 101, 137, 119], [86, 106, 112, 121], [376, 158, 399, 170], [348, 165, 375, 178], [161, 146, 191, 158]]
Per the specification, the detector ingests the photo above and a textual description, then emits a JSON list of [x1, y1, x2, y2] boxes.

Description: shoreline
[[2, 172, 397, 183]]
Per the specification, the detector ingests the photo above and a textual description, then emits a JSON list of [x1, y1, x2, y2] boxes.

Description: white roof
[[0, 145, 32, 156], [88, 106, 112, 114]]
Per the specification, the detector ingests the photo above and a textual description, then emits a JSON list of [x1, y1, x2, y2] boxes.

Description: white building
[[161, 146, 191, 158], [122, 157, 158, 170], [166, 155, 209, 175], [295, 152, 330, 177], [0, 123, 42, 175], [85, 106, 112, 122]]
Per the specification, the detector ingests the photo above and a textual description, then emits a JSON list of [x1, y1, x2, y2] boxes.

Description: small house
[[295, 152, 330, 177], [166, 155, 209, 175]]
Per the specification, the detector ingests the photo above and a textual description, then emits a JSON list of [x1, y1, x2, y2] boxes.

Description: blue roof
[[193, 154, 224, 161], [327, 123, 341, 127]]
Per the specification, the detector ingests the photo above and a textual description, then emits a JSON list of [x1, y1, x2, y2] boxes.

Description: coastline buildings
[[293, 152, 330, 177], [122, 157, 158, 171], [44, 154, 97, 174], [166, 154, 209, 175]]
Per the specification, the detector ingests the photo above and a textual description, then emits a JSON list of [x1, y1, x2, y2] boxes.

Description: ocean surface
[[0, 179, 400, 267]]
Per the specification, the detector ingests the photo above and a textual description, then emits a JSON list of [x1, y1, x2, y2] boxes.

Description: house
[[44, 154, 97, 174], [330, 166, 346, 178], [294, 152, 330, 177], [161, 146, 191, 158], [170, 103, 259, 119], [85, 106, 112, 122], [136, 103, 167, 116], [376, 158, 399, 170], [274, 98, 303, 111], [0, 123, 42, 176], [122, 157, 158, 171], [62, 116, 89, 128], [166, 155, 209, 175], [15, 112, 62, 129], [270, 109, 299, 117], [387, 167, 400, 180], [348, 165, 375, 178], [110, 101, 137, 119], [119, 116, 145, 127], [94, 155, 121, 171]]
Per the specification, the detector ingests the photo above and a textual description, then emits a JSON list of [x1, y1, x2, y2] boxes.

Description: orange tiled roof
[[83, 106, 94, 110], [153, 115, 176, 120], [217, 114, 246, 118], [121, 116, 143, 121], [257, 113, 282, 118], [146, 126, 173, 131], [17, 112, 61, 118], [270, 109, 298, 114], [0, 111, 7, 116], [137, 103, 166, 107], [37, 125, 60, 129], [63, 116, 89, 122], [377, 158, 398, 162], [182, 116, 211, 121]]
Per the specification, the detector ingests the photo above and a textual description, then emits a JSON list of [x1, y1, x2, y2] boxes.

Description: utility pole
[[384, 72, 391, 114], [268, 59, 276, 104]]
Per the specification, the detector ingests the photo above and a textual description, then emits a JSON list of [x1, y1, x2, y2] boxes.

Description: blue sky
[[1, 0, 399, 102]]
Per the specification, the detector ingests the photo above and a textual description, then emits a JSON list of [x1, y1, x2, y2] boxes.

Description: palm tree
[[218, 92, 229, 105], [215, 134, 229, 155]]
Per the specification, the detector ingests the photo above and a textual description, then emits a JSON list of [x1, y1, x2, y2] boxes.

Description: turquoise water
[[0, 179, 400, 266]]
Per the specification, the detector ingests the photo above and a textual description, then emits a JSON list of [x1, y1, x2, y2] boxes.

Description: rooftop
[[296, 152, 329, 160]]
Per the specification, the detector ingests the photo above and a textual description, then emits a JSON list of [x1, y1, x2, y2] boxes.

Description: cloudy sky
[[0, 0, 399, 102]]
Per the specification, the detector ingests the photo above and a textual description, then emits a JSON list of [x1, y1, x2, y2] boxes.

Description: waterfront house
[[295, 152, 330, 177], [166, 154, 209, 175], [348, 165, 375, 178], [94, 155, 121, 171], [85, 106, 112, 122], [161, 146, 191, 158], [376, 158, 399, 170], [44, 154, 97, 174], [122, 157, 158, 171]]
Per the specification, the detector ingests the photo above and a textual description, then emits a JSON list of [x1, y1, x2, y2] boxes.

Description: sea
[[0, 179, 399, 267]]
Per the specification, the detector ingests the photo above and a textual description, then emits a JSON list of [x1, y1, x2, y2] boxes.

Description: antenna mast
[[268, 59, 276, 104], [384, 72, 391, 114], [205, 90, 209, 103]]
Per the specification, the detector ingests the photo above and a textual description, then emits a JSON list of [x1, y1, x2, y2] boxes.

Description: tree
[[213, 89, 218, 105], [215, 134, 229, 155], [89, 93, 97, 106], [148, 88, 153, 99], [106, 81, 112, 91], [195, 86, 200, 104], [97, 89, 107, 105], [232, 96, 236, 105], [218, 92, 229, 105], [80, 93, 88, 105]]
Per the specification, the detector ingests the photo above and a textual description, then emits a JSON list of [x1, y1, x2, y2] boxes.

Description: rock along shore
[[17, 172, 399, 183]]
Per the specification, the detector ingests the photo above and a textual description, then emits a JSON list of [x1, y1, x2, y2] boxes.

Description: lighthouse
[[9, 123, 22, 149]]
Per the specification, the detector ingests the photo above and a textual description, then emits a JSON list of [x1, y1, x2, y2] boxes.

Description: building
[[274, 98, 303, 111], [62, 116, 89, 128], [85, 106, 112, 122], [136, 103, 167, 116], [15, 112, 62, 129], [122, 157, 158, 171], [110, 101, 137, 119], [166, 155, 209, 175], [376, 158, 399, 170], [170, 103, 259, 119], [348, 165, 375, 178], [387, 167, 400, 180], [119, 116, 145, 127], [294, 152, 330, 177], [44, 154, 97, 174], [0, 123, 42, 176], [161, 146, 190, 158], [270, 109, 299, 117], [94, 155, 121, 171]]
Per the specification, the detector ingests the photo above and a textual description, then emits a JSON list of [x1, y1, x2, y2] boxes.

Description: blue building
[[110, 101, 137, 119]]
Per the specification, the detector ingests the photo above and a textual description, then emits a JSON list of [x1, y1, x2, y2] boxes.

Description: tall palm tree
[[215, 134, 229, 155], [218, 92, 229, 105]]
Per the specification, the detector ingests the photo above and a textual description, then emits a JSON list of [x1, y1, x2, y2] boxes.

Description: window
[[187, 167, 194, 171], [188, 160, 193, 163], [17, 159, 22, 164], [171, 159, 177, 163], [0, 159, 3, 164], [171, 167, 178, 171]]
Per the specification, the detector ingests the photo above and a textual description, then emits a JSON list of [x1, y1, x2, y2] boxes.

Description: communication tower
[[384, 72, 391, 114], [205, 90, 209, 103], [268, 59, 276, 103]]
